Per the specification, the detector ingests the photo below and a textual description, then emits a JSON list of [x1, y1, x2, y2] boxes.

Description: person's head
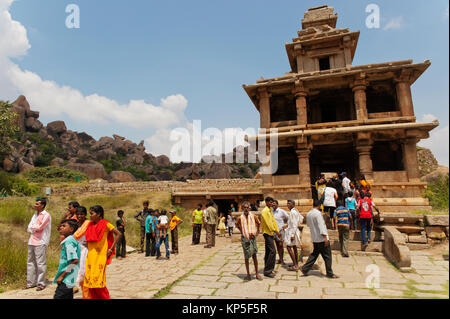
[[117, 210, 124, 218], [241, 201, 250, 214], [333, 173, 339, 180], [366, 184, 371, 191], [313, 198, 321, 208], [197, 203, 203, 210], [341, 172, 347, 178], [154, 209, 160, 217], [207, 201, 215, 208], [161, 209, 167, 216], [336, 199, 344, 207], [287, 199, 295, 210], [360, 174, 366, 181], [265, 196, 274, 208], [89, 205, 104, 222], [68, 201, 80, 215], [170, 210, 176, 217], [230, 203, 234, 208], [76, 206, 87, 224], [326, 180, 334, 187], [34, 197, 47, 212], [143, 201, 149, 209], [348, 191, 353, 198], [59, 219, 79, 238], [362, 192, 369, 199], [272, 199, 279, 209], [319, 173, 325, 180]]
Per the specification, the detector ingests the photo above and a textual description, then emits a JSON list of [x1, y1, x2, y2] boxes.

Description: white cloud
[[419, 124, 449, 167], [421, 114, 438, 122], [383, 16, 404, 31]]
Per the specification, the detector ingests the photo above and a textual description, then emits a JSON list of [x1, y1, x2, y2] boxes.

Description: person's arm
[[255, 216, 261, 236], [317, 214, 329, 246], [134, 211, 141, 221], [348, 212, 353, 230], [56, 258, 79, 284], [30, 213, 50, 232], [177, 218, 183, 226], [108, 228, 122, 258], [235, 217, 242, 234]]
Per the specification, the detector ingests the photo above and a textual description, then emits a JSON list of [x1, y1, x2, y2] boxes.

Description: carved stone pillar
[[257, 88, 272, 129], [343, 35, 353, 67], [351, 77, 369, 121], [296, 149, 311, 185], [402, 138, 420, 181], [356, 145, 373, 180], [395, 81, 414, 117], [293, 81, 308, 126]]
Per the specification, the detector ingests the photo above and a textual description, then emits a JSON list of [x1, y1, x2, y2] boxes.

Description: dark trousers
[[360, 218, 372, 244], [228, 226, 234, 237], [139, 226, 146, 252], [302, 242, 334, 277], [171, 228, 179, 254], [145, 232, 152, 257], [116, 231, 126, 258], [205, 224, 216, 247], [263, 234, 276, 275], [53, 282, 73, 299], [192, 224, 202, 244]]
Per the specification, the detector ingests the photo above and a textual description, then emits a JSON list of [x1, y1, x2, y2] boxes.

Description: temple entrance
[[310, 143, 358, 197], [213, 199, 238, 222]]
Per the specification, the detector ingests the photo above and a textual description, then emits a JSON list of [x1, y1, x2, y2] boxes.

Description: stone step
[[327, 229, 383, 241]]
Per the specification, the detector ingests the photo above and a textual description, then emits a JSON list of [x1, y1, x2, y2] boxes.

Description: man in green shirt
[[191, 203, 204, 245], [204, 201, 218, 248]]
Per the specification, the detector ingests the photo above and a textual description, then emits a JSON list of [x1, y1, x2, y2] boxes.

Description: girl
[[83, 205, 121, 299], [73, 206, 90, 299], [218, 213, 226, 237]]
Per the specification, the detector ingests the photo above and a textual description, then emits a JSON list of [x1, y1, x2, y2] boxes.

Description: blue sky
[[2, 0, 449, 164]]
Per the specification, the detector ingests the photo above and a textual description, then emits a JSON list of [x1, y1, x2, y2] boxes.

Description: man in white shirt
[[341, 172, 352, 196], [26, 197, 52, 291], [301, 199, 338, 279], [321, 181, 338, 229], [272, 200, 289, 265]]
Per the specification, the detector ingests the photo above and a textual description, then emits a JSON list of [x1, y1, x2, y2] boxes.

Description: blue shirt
[[54, 235, 80, 288], [335, 206, 351, 227], [145, 215, 159, 234], [345, 197, 356, 210]]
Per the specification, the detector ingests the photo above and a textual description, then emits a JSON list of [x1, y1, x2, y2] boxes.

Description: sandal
[[288, 266, 299, 271], [36, 286, 45, 291]]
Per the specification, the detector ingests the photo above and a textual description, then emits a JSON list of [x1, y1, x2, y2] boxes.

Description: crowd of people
[[23, 172, 380, 298]]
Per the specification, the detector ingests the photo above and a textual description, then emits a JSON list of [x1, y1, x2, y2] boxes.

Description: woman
[[218, 213, 226, 237], [73, 206, 90, 299], [83, 205, 121, 299]]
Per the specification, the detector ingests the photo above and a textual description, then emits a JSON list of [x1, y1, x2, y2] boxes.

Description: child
[[334, 200, 353, 258], [345, 191, 357, 229], [169, 210, 183, 254], [74, 206, 90, 299], [227, 213, 235, 237], [158, 209, 170, 239], [218, 213, 226, 237], [54, 219, 81, 299], [116, 210, 126, 259]]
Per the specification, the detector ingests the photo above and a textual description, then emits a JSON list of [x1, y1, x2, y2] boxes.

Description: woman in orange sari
[[83, 205, 121, 299], [73, 206, 90, 299]]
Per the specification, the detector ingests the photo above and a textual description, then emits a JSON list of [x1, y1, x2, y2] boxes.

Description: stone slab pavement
[[1, 234, 448, 299]]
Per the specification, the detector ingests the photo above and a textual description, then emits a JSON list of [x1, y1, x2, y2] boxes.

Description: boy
[[169, 210, 183, 254], [345, 191, 357, 229], [116, 210, 126, 259], [334, 199, 353, 258], [158, 210, 170, 239], [54, 219, 81, 299]]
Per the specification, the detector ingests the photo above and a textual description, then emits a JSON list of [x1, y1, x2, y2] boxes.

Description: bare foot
[[255, 274, 263, 281], [244, 275, 251, 282]]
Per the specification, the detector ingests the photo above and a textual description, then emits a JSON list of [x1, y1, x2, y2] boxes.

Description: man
[[191, 203, 204, 245], [341, 172, 352, 198], [321, 181, 338, 229], [260, 197, 281, 278], [301, 199, 338, 279], [26, 197, 52, 291], [204, 201, 218, 248], [134, 201, 151, 253], [334, 199, 352, 257], [285, 200, 303, 270], [145, 209, 155, 257], [169, 210, 183, 254], [272, 200, 289, 265], [235, 201, 262, 281]]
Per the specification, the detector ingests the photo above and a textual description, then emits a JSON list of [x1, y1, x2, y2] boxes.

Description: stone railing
[[382, 226, 411, 270]]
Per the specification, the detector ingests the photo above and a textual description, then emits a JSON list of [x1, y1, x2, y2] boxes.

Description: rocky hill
[[1, 96, 261, 182]]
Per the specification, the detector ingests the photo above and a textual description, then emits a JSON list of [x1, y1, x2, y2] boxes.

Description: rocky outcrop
[[65, 159, 108, 180], [109, 171, 137, 183], [422, 166, 449, 183]]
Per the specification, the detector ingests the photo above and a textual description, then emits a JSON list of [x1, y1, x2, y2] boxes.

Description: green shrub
[[423, 174, 449, 211], [0, 171, 40, 197], [23, 166, 89, 183], [24, 133, 66, 166]]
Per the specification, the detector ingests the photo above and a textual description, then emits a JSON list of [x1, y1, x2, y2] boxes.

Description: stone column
[[343, 35, 353, 67], [257, 88, 271, 129], [402, 138, 420, 181], [293, 81, 308, 126], [356, 145, 373, 180], [352, 81, 368, 121], [396, 81, 414, 117], [296, 149, 312, 198]]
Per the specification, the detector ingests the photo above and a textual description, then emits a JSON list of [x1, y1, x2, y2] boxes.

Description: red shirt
[[359, 198, 373, 219]]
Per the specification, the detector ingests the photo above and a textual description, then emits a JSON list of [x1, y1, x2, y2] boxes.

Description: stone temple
[[243, 5, 439, 214]]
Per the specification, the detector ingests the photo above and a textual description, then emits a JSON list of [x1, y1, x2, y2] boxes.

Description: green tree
[[0, 101, 19, 156]]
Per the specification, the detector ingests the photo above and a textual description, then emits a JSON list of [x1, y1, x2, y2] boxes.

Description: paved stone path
[[1, 235, 448, 299]]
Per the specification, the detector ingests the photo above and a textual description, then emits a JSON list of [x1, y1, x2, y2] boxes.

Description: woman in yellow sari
[[83, 205, 121, 299]]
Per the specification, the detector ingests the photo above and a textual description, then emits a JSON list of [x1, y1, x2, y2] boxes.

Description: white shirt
[[159, 215, 169, 225], [306, 208, 329, 243], [27, 210, 52, 246], [323, 187, 337, 207], [273, 207, 289, 229], [342, 177, 351, 193]]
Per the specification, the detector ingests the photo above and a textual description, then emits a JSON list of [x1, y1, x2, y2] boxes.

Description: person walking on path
[[301, 199, 339, 279], [134, 201, 150, 253], [235, 201, 262, 281], [26, 197, 51, 291], [320, 181, 338, 229], [115, 210, 126, 259], [227, 213, 235, 237], [345, 191, 357, 229], [74, 206, 90, 299], [357, 193, 380, 249], [169, 210, 183, 254], [334, 199, 353, 258], [260, 197, 281, 278], [285, 200, 303, 271], [204, 201, 218, 248], [84, 205, 122, 299], [53, 219, 80, 299], [191, 204, 204, 245], [272, 200, 289, 265]]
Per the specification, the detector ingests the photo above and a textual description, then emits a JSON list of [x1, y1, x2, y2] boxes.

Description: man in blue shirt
[[334, 199, 353, 258]]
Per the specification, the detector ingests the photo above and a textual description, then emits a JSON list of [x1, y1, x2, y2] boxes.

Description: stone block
[[425, 226, 447, 240], [407, 234, 428, 244], [424, 215, 449, 227], [324, 287, 374, 296], [382, 226, 411, 268]]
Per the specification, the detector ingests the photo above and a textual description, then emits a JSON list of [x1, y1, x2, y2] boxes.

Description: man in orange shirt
[[169, 210, 183, 254]]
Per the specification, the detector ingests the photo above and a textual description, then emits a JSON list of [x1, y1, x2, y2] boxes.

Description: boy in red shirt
[[357, 193, 380, 249]]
